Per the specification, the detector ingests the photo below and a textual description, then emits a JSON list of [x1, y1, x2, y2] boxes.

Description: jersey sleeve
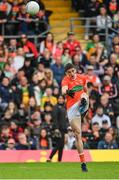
[[82, 75, 89, 93], [61, 76, 69, 87], [81, 75, 87, 86]]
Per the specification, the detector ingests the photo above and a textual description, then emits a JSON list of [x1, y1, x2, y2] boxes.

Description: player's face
[[66, 68, 76, 79]]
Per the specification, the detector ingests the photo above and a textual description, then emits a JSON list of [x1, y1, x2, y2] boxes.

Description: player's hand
[[80, 98, 87, 107], [66, 90, 75, 98], [79, 98, 87, 114]]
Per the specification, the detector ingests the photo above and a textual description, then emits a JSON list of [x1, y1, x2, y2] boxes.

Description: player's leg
[[70, 116, 88, 172], [70, 117, 83, 154]]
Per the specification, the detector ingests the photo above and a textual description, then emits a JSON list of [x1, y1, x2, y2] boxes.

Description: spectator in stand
[[64, 126, 75, 150], [99, 75, 118, 99], [41, 87, 57, 109], [36, 62, 45, 81], [21, 54, 35, 82], [104, 65, 117, 83], [113, 11, 119, 31], [35, 0, 51, 33], [39, 128, 51, 149], [115, 70, 119, 96], [10, 120, 23, 142], [53, 41, 63, 60], [0, 77, 12, 111], [86, 34, 104, 61], [74, 46, 89, 67], [31, 74, 42, 107], [108, 53, 119, 77], [53, 87, 60, 99], [28, 97, 39, 116], [0, 36, 8, 70], [81, 123, 92, 149], [8, 56, 18, 73], [29, 121, 42, 145], [6, 101, 18, 119], [85, 65, 101, 88], [3, 63, 16, 80], [39, 78, 47, 98], [96, 6, 112, 41], [9, 0, 19, 21], [18, 76, 34, 108], [72, 54, 85, 74], [0, 125, 12, 144], [40, 32, 56, 55], [0, 110, 13, 126], [90, 122, 100, 149], [112, 71, 119, 117], [17, 3, 35, 35], [87, 81, 100, 100], [98, 132, 118, 149], [88, 53, 104, 76], [62, 48, 72, 66], [6, 0, 19, 35], [16, 132, 29, 150], [11, 47, 25, 72], [63, 32, 81, 57], [19, 34, 39, 59], [84, 0, 100, 40], [50, 55, 64, 86], [92, 106, 111, 128], [113, 44, 119, 59], [43, 102, 53, 117], [44, 68, 58, 88], [87, 95, 98, 122], [41, 113, 53, 139], [8, 39, 17, 58], [112, 35, 119, 51], [11, 69, 25, 87], [116, 117, 119, 146], [39, 48, 53, 68], [99, 94, 114, 118], [6, 138, 16, 150], [108, 126, 118, 141], [108, 0, 119, 17], [0, 0, 11, 34], [99, 120, 110, 139]]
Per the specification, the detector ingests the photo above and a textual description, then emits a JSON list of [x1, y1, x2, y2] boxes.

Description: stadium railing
[[0, 17, 119, 51], [70, 17, 119, 51], [0, 19, 50, 45]]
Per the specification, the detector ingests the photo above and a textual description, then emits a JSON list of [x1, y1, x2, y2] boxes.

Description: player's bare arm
[[62, 86, 68, 95]]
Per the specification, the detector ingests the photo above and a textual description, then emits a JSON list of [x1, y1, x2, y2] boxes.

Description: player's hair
[[64, 63, 75, 73]]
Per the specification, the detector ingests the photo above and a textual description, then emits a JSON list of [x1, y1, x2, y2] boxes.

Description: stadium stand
[[0, 0, 119, 151]]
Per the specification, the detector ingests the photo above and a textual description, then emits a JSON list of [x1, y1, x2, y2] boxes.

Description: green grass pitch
[[0, 162, 119, 179]]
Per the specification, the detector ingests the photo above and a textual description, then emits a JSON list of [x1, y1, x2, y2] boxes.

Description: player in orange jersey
[[62, 63, 89, 172]]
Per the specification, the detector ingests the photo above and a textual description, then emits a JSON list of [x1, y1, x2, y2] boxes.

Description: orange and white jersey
[[61, 73, 88, 110]]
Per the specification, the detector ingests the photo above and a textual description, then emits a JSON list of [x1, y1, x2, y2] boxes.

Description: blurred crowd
[[72, 0, 119, 40], [0, 0, 119, 150], [0, 0, 51, 35]]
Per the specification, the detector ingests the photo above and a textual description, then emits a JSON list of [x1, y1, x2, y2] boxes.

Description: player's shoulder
[[62, 75, 67, 80], [62, 75, 69, 85], [77, 73, 87, 83], [77, 73, 86, 79]]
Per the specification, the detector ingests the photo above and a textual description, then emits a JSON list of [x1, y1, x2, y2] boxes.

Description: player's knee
[[74, 129, 81, 140]]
